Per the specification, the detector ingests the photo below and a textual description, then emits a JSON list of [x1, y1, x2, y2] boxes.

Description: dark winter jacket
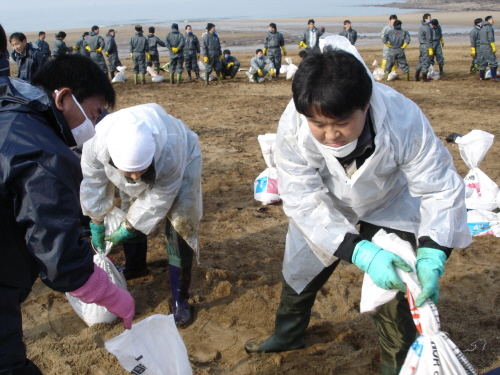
[[11, 43, 46, 82]]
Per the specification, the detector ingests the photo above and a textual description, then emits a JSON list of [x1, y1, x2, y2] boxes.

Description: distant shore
[[382, 0, 500, 11]]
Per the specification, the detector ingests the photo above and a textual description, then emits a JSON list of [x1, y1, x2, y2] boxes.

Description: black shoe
[[415, 69, 421, 81], [123, 267, 150, 280], [245, 335, 305, 353]]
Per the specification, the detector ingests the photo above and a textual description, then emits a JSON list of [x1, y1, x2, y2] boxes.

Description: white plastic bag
[[258, 133, 277, 168], [146, 66, 159, 77], [455, 130, 499, 211], [467, 209, 500, 236], [66, 207, 128, 326], [280, 64, 289, 73], [254, 134, 281, 205], [112, 72, 126, 83], [427, 65, 440, 80], [373, 67, 384, 81], [361, 230, 477, 375], [387, 71, 398, 81], [285, 57, 298, 80], [105, 314, 193, 375]]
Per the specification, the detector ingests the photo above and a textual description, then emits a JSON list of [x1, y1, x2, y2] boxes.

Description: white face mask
[[322, 139, 358, 158], [55, 90, 96, 146]]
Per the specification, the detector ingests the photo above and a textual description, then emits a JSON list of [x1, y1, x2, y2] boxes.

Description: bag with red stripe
[[360, 230, 477, 375]]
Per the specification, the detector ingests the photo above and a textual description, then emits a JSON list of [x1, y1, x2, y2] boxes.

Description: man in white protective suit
[[244, 36, 472, 375], [80, 103, 202, 328]]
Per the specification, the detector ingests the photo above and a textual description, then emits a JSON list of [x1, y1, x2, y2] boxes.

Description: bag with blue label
[[254, 134, 281, 205], [360, 230, 477, 375], [467, 209, 500, 237]]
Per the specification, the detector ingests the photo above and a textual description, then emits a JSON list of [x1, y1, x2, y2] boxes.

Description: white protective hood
[[277, 36, 471, 293], [80, 103, 203, 255]]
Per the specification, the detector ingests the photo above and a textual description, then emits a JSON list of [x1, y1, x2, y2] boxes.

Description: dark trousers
[[0, 285, 42, 374], [277, 221, 417, 375]]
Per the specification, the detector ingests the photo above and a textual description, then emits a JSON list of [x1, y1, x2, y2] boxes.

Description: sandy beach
[[8, 9, 500, 375]]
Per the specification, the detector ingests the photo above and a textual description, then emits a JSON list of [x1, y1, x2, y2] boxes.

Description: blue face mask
[[214, 31, 219, 36], [258, 56, 264, 60], [225, 55, 230, 59], [187, 31, 192, 35]]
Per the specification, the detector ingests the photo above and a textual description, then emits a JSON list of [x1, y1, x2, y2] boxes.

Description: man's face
[[306, 104, 369, 147], [209, 26, 215, 33], [490, 18, 495, 25], [345, 23, 351, 30], [95, 28, 100, 34], [186, 26, 192, 33], [11, 38, 27, 54], [390, 18, 396, 26], [53, 89, 106, 131], [40, 33, 46, 40], [308, 22, 315, 30], [118, 168, 148, 181], [426, 15, 432, 23], [256, 51, 264, 58], [268, 26, 275, 33], [110, 31, 115, 37]]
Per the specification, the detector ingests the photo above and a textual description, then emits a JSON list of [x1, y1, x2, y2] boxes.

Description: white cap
[[107, 113, 156, 172]]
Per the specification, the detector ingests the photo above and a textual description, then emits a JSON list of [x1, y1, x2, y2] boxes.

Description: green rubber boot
[[155, 66, 160, 75], [268, 72, 273, 82], [140, 73, 146, 84], [205, 73, 210, 86], [133, 74, 138, 84], [217, 72, 222, 84], [170, 73, 175, 84], [404, 72, 410, 81], [384, 71, 389, 82], [176, 73, 182, 84]]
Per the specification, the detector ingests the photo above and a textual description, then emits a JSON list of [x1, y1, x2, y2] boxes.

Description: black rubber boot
[[491, 67, 500, 81], [169, 264, 193, 328], [110, 71, 115, 79], [187, 70, 192, 81], [480, 69, 485, 80], [276, 68, 280, 78], [439, 64, 444, 75], [123, 238, 150, 280], [195, 71, 201, 79], [421, 71, 429, 82], [414, 69, 421, 81]]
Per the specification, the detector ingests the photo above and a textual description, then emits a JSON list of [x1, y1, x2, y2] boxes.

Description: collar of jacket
[[135, 32, 143, 36], [91, 31, 97, 36], [148, 34, 155, 37], [14, 43, 32, 59]]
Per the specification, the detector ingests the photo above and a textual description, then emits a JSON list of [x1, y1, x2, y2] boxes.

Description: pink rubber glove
[[70, 264, 135, 329]]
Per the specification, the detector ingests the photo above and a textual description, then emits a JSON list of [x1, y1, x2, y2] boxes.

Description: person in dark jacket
[[221, 49, 240, 79], [86, 26, 108, 76], [130, 25, 150, 84], [470, 18, 483, 74], [0, 24, 9, 77], [73, 31, 90, 57], [183, 25, 201, 80], [202, 22, 222, 86], [147, 27, 166, 74], [478, 15, 499, 81], [104, 29, 122, 79], [0, 54, 134, 375], [339, 20, 358, 45], [264, 23, 286, 78], [429, 19, 445, 75], [9, 32, 46, 83], [32, 31, 51, 61], [165, 23, 185, 84], [415, 13, 433, 82], [52, 31, 71, 58]]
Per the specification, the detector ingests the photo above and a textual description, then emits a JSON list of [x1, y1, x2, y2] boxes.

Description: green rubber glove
[[352, 240, 413, 293], [104, 223, 135, 247], [415, 247, 447, 307], [89, 221, 105, 252]]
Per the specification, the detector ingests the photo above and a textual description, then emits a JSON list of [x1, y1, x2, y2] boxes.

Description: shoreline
[[382, 0, 500, 11]]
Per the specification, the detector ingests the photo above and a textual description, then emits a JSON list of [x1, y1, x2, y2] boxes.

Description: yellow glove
[[263, 48, 267, 56], [491, 42, 497, 54], [96, 47, 102, 53], [72, 46, 79, 50], [85, 46, 91, 52], [219, 55, 223, 59], [197, 53, 200, 59], [384, 43, 392, 48], [171, 47, 178, 53], [257, 69, 263, 77], [227, 62, 234, 68], [130, 52, 133, 58], [440, 38, 444, 47], [146, 52, 151, 61], [428, 48, 434, 57], [203, 56, 209, 63], [282, 45, 287, 56], [270, 68, 275, 77], [104, 51, 110, 57], [401, 42, 408, 49], [471, 47, 476, 57], [298, 41, 308, 49]]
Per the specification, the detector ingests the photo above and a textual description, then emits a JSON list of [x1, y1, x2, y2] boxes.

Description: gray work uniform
[[383, 26, 411, 73], [74, 37, 89, 57], [430, 25, 444, 66], [416, 21, 433, 74], [86, 32, 108, 74], [183, 34, 200, 73], [300, 27, 324, 50], [221, 55, 240, 77], [478, 21, 498, 69], [104, 34, 122, 72], [165, 29, 185, 74], [202, 32, 222, 74], [32, 39, 50, 61], [51, 38, 70, 58], [129, 32, 149, 74], [381, 24, 393, 60], [470, 26, 481, 65], [147, 34, 166, 68], [250, 56, 274, 76], [338, 28, 358, 45], [264, 31, 285, 71]]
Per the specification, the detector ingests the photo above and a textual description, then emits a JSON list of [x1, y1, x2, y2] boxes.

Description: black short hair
[[31, 54, 116, 109], [185, 25, 191, 30], [485, 15, 493, 22], [431, 19, 439, 26], [394, 20, 402, 27], [223, 49, 230, 55], [256, 48, 263, 54], [39, 31, 46, 37], [83, 31, 89, 37], [269, 23, 277, 30], [92, 25, 99, 31], [0, 24, 6, 53], [9, 32, 27, 43], [474, 18, 483, 25], [389, 14, 398, 20], [344, 20, 351, 25], [423, 13, 431, 21], [56, 31, 66, 39], [149, 26, 155, 33], [292, 47, 372, 120], [308, 19, 315, 25], [135, 25, 142, 31], [298, 50, 308, 59]]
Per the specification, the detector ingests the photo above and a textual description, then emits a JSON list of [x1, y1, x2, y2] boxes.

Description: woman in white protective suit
[[245, 37, 472, 375], [80, 103, 202, 328]]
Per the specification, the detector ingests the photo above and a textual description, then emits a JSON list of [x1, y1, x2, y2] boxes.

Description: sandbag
[[254, 133, 280, 205], [427, 65, 440, 80], [105, 314, 193, 375], [467, 209, 500, 236], [455, 130, 499, 211], [197, 61, 216, 81], [66, 207, 128, 326], [373, 67, 384, 81], [387, 71, 398, 81], [285, 57, 298, 80], [280, 64, 289, 73], [361, 230, 477, 375], [146, 66, 159, 76]]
